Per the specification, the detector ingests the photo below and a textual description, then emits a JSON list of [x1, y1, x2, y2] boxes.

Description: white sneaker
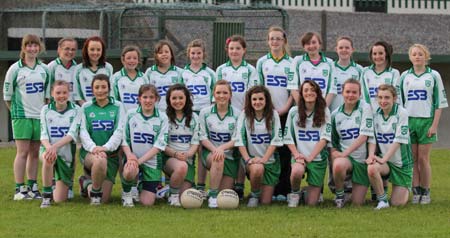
[[29, 183, 42, 200], [247, 197, 259, 208], [335, 198, 345, 208], [375, 200, 390, 210], [168, 194, 181, 207], [420, 194, 431, 205], [411, 194, 421, 204], [208, 197, 218, 208], [90, 196, 101, 206], [156, 184, 170, 199], [122, 192, 134, 207], [40, 197, 52, 208], [318, 193, 324, 203], [130, 186, 140, 202], [67, 189, 74, 200], [287, 193, 300, 208], [13, 185, 32, 201]]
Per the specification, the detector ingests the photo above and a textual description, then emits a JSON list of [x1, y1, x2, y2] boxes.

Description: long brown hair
[[82, 36, 106, 67], [166, 84, 194, 128], [20, 34, 45, 60], [297, 80, 326, 128], [244, 85, 274, 132]]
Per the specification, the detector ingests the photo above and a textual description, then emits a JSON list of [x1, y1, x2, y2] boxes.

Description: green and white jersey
[[373, 104, 412, 168], [216, 60, 260, 111], [112, 68, 148, 112], [47, 58, 78, 102], [181, 63, 215, 112], [256, 53, 293, 110], [167, 113, 200, 165], [331, 100, 374, 163], [233, 110, 284, 164], [3, 59, 50, 119], [79, 97, 125, 156], [287, 53, 333, 97], [283, 106, 332, 162], [40, 101, 81, 165], [329, 61, 363, 112], [74, 62, 114, 102], [199, 104, 240, 160], [145, 65, 182, 112], [361, 65, 400, 110], [399, 67, 448, 118], [123, 107, 168, 169]]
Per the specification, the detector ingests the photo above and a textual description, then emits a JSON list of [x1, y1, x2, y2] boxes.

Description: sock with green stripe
[[208, 189, 219, 198], [170, 186, 180, 195], [250, 190, 261, 198]]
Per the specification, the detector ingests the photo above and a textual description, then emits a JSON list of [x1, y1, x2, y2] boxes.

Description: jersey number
[[85, 86, 93, 97]]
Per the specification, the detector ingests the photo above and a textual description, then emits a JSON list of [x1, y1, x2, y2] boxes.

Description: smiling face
[[227, 41, 245, 64], [336, 39, 354, 62], [409, 46, 427, 68], [139, 89, 158, 113], [188, 46, 204, 67], [156, 45, 172, 67], [87, 40, 102, 64], [58, 40, 77, 63], [251, 92, 266, 113], [303, 35, 321, 56], [24, 43, 40, 59], [121, 50, 139, 71], [301, 82, 318, 104], [51, 84, 70, 106], [169, 89, 187, 113], [214, 84, 231, 107], [92, 79, 109, 101], [268, 30, 285, 54], [371, 45, 387, 68], [377, 89, 396, 112], [342, 82, 361, 105]]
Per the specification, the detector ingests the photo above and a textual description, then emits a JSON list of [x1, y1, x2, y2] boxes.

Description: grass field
[[0, 147, 449, 238]]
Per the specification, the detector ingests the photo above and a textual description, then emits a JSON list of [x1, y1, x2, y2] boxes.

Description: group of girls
[[3, 25, 447, 209]]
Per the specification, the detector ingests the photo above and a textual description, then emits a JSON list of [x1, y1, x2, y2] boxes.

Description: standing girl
[[74, 36, 113, 105], [40, 80, 81, 207], [284, 80, 332, 206], [234, 86, 283, 207], [199, 80, 240, 208], [367, 84, 412, 209], [399, 44, 448, 204], [163, 84, 200, 206], [4, 34, 49, 200]]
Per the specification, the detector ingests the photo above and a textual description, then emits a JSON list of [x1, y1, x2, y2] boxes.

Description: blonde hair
[[268, 26, 291, 56], [408, 44, 431, 65], [187, 39, 206, 60], [20, 34, 45, 60]]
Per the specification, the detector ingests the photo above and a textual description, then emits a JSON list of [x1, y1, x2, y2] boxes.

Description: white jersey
[[181, 64, 215, 112], [167, 113, 200, 165], [329, 61, 363, 112], [361, 65, 400, 110], [373, 104, 412, 168], [283, 106, 332, 162], [199, 104, 240, 160], [233, 110, 283, 164], [145, 65, 182, 112], [123, 107, 168, 169], [112, 68, 148, 112], [256, 53, 293, 110], [40, 101, 81, 165], [287, 53, 333, 98], [47, 58, 78, 102], [399, 67, 448, 118], [74, 62, 114, 102], [3, 59, 49, 119], [216, 60, 260, 111], [331, 100, 374, 163]]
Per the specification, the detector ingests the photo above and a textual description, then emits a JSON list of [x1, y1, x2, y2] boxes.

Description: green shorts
[[202, 149, 240, 179], [388, 162, 412, 189], [261, 159, 281, 186], [304, 159, 328, 187], [349, 157, 369, 187], [39, 146, 76, 187], [162, 154, 195, 184], [409, 117, 436, 144], [140, 164, 161, 182], [80, 150, 119, 183], [12, 118, 40, 141]]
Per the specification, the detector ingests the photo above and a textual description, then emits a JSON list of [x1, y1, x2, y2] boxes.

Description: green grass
[[0, 147, 449, 237]]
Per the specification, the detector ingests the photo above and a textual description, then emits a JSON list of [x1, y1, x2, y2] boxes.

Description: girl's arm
[[239, 146, 252, 164], [341, 135, 368, 158], [138, 147, 161, 165], [305, 139, 328, 163], [377, 142, 400, 164], [428, 108, 442, 137]]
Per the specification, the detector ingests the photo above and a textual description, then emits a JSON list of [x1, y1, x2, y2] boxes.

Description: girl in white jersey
[[399, 44, 448, 204], [74, 36, 114, 105], [39, 81, 81, 208], [361, 41, 400, 110], [163, 84, 200, 206], [284, 80, 332, 207], [256, 26, 294, 201], [330, 79, 374, 208], [199, 80, 240, 208], [4, 34, 49, 200], [288, 32, 334, 106], [145, 40, 182, 113], [367, 84, 412, 209], [122, 84, 168, 206], [112, 45, 148, 112], [234, 86, 283, 207]]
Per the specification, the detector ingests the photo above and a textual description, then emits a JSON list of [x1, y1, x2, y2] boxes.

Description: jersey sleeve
[[73, 65, 83, 101], [79, 107, 96, 152], [256, 57, 265, 85], [330, 111, 340, 149], [42, 64, 51, 100], [67, 106, 82, 142], [121, 112, 132, 147], [198, 108, 209, 141], [46, 62, 56, 99], [283, 107, 297, 145], [232, 113, 246, 147], [102, 102, 125, 151], [190, 114, 201, 145], [3, 63, 18, 101], [111, 72, 121, 101], [360, 69, 371, 105], [359, 102, 375, 137], [320, 108, 332, 142], [153, 113, 168, 151], [432, 70, 448, 109], [247, 64, 260, 87], [287, 56, 300, 91], [393, 108, 409, 145], [270, 111, 283, 146], [39, 106, 49, 141]]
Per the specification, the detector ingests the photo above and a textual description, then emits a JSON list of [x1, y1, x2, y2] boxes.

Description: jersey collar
[[334, 60, 356, 71], [408, 66, 431, 77], [18, 59, 42, 69], [226, 60, 248, 70], [184, 63, 207, 73], [303, 52, 327, 64], [376, 103, 398, 119], [120, 67, 144, 79], [268, 52, 289, 63], [48, 100, 76, 113], [151, 64, 176, 74], [338, 100, 361, 116], [137, 105, 160, 119], [369, 64, 392, 75], [211, 104, 234, 117], [56, 58, 77, 69], [92, 96, 115, 106]]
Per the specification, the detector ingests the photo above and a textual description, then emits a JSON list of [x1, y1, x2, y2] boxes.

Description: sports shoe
[[287, 193, 300, 208], [130, 186, 140, 202], [199, 189, 208, 201], [318, 193, 324, 203], [156, 184, 170, 199], [90, 191, 102, 206], [335, 197, 345, 208], [208, 197, 218, 208], [168, 193, 181, 207], [247, 197, 259, 208], [234, 187, 244, 201], [29, 184, 42, 199], [412, 194, 421, 204], [122, 192, 134, 207], [78, 175, 88, 198], [420, 194, 431, 205], [40, 197, 52, 208], [13, 185, 32, 200], [68, 189, 74, 200], [375, 200, 390, 210], [276, 194, 287, 202]]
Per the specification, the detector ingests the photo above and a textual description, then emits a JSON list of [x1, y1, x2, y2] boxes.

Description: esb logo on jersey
[[123, 93, 139, 104], [376, 132, 395, 144], [50, 126, 70, 138], [250, 133, 271, 144], [133, 132, 154, 144], [229, 82, 245, 92], [304, 77, 326, 90], [157, 86, 170, 96], [170, 134, 192, 143], [298, 130, 320, 141], [92, 120, 114, 131], [267, 75, 287, 87], [187, 85, 208, 95], [85, 86, 93, 97], [369, 87, 378, 98], [25, 82, 44, 94], [340, 128, 360, 140], [210, 131, 231, 142], [407, 90, 427, 101]]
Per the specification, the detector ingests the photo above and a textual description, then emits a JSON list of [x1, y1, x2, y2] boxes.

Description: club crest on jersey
[[89, 112, 95, 118], [278, 128, 283, 138], [228, 123, 235, 130], [69, 116, 74, 123], [322, 70, 329, 77], [384, 78, 391, 84], [153, 125, 160, 132], [242, 73, 248, 80], [4, 82, 10, 91], [366, 118, 373, 128], [264, 67, 269, 72], [171, 77, 178, 83], [352, 75, 358, 79], [164, 133, 169, 143], [355, 116, 361, 125], [425, 80, 431, 87], [326, 123, 332, 133], [401, 126, 408, 135]]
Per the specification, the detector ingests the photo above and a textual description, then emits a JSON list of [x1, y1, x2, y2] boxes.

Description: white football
[[180, 188, 204, 209], [217, 189, 239, 209]]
